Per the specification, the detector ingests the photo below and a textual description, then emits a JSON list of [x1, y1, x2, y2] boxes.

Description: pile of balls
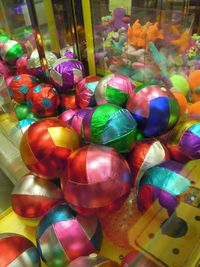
[[0, 32, 199, 267]]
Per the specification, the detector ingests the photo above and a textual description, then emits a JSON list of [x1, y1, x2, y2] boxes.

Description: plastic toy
[[20, 118, 80, 179], [95, 74, 134, 107], [67, 255, 119, 267], [0, 233, 40, 267], [61, 145, 132, 216], [26, 83, 60, 117], [170, 30, 191, 53], [36, 204, 102, 265], [120, 250, 156, 267], [126, 84, 180, 137], [75, 75, 100, 108], [1, 40, 25, 64], [137, 160, 191, 215], [9, 74, 38, 103], [82, 104, 137, 153], [172, 92, 188, 114], [11, 173, 63, 226], [170, 74, 190, 96], [188, 101, 200, 115], [188, 70, 200, 95], [127, 139, 170, 187], [50, 57, 84, 94]]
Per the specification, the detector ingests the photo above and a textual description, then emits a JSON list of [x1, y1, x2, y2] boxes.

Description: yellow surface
[[0, 209, 131, 265]]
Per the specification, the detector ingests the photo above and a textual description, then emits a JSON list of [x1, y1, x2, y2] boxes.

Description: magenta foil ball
[[61, 145, 132, 217], [36, 203, 102, 266], [0, 59, 10, 77], [16, 54, 29, 74], [59, 109, 79, 124], [50, 57, 84, 94]]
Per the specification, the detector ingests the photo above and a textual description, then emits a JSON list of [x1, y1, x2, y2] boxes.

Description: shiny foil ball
[[59, 94, 77, 111], [0, 59, 11, 77], [1, 40, 25, 64], [82, 103, 137, 153], [95, 74, 135, 107], [9, 74, 38, 103], [126, 84, 180, 137], [61, 145, 132, 216], [120, 250, 156, 267], [26, 83, 60, 117], [127, 139, 170, 187], [137, 160, 191, 215], [16, 54, 29, 74], [0, 34, 11, 49], [59, 109, 79, 124], [5, 75, 14, 86], [50, 57, 84, 94], [18, 119, 37, 133], [67, 255, 119, 267], [20, 118, 80, 179], [36, 203, 102, 266], [75, 75, 100, 108], [11, 173, 64, 221], [0, 233, 40, 267], [27, 49, 57, 78]]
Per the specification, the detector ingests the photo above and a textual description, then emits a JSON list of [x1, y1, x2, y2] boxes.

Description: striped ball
[[36, 204, 102, 266], [0, 233, 40, 267], [126, 84, 180, 137], [67, 256, 119, 267], [137, 161, 191, 214], [82, 103, 137, 153], [1, 40, 25, 64]]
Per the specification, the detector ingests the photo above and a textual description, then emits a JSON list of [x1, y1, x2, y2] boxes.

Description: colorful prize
[[82, 103, 137, 153], [18, 119, 37, 133], [126, 84, 180, 137], [0, 233, 40, 267], [120, 250, 156, 267], [127, 139, 170, 186], [59, 94, 77, 111], [11, 173, 64, 225], [95, 74, 134, 107], [9, 74, 38, 103], [61, 145, 132, 216], [137, 161, 191, 215], [36, 203, 102, 266], [20, 118, 80, 179], [0, 34, 11, 49], [170, 74, 190, 96], [16, 54, 29, 74], [50, 57, 84, 93], [26, 83, 60, 117], [67, 256, 119, 267], [1, 40, 25, 64], [75, 75, 100, 108]]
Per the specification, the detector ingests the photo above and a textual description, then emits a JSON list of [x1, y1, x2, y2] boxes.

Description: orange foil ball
[[61, 145, 132, 217], [20, 118, 80, 179]]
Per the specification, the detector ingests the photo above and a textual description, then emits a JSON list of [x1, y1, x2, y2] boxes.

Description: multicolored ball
[[26, 83, 60, 117], [18, 119, 37, 133], [9, 74, 38, 103], [95, 74, 134, 107], [5, 75, 14, 86], [0, 233, 40, 267], [1, 40, 25, 64], [137, 161, 191, 214], [0, 59, 11, 77], [165, 118, 200, 162], [120, 250, 155, 267], [59, 109, 78, 124], [67, 256, 119, 267], [11, 173, 63, 224], [127, 139, 170, 186], [50, 57, 84, 93], [36, 204, 102, 266], [126, 84, 180, 137], [82, 104, 137, 153], [20, 118, 80, 179], [75, 75, 100, 108], [0, 34, 11, 49], [59, 94, 77, 111], [16, 54, 29, 74], [61, 145, 132, 216]]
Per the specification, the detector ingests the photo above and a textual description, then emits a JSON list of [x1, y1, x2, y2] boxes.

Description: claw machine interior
[[0, 0, 200, 267]]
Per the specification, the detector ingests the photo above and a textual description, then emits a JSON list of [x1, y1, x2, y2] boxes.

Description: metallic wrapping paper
[[59, 109, 79, 123], [9, 74, 38, 103], [60, 94, 77, 111], [50, 57, 84, 94], [0, 34, 11, 49], [82, 104, 137, 153], [1, 40, 25, 64], [67, 256, 119, 267], [11, 173, 64, 219], [95, 73, 134, 106], [127, 139, 170, 186], [20, 118, 80, 179], [0, 233, 40, 267], [61, 145, 132, 216], [75, 75, 100, 108], [26, 83, 60, 117], [36, 204, 102, 266], [16, 54, 29, 74], [137, 161, 191, 214], [126, 84, 180, 137], [0, 59, 11, 77], [120, 250, 155, 267]]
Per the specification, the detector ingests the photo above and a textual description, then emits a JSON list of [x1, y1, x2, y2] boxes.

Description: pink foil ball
[[0, 59, 11, 78], [16, 54, 29, 74]]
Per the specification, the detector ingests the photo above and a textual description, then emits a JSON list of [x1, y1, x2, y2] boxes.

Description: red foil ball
[[60, 94, 78, 111], [61, 145, 132, 217], [26, 83, 60, 117]]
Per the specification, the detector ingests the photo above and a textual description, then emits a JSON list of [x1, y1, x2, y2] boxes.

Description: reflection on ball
[[0, 233, 40, 267], [1, 40, 25, 64], [67, 255, 119, 267], [36, 204, 102, 266], [20, 118, 80, 179], [61, 145, 132, 216]]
